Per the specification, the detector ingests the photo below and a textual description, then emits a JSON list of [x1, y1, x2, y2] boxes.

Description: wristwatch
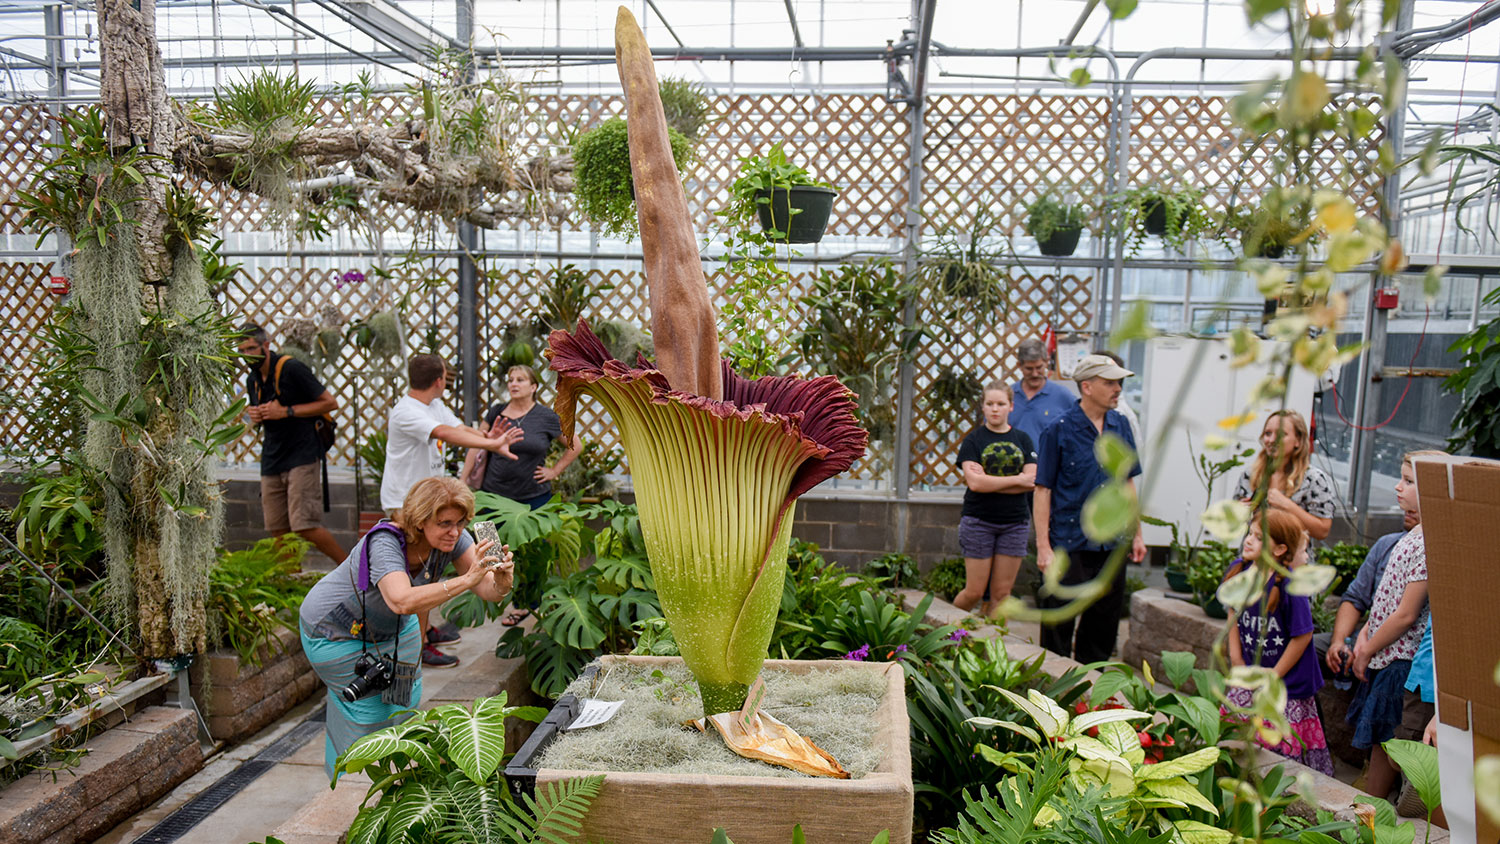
[[286, 405, 296, 418]]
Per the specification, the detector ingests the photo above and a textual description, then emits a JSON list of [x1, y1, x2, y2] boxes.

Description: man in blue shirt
[[1034, 354, 1146, 663], [1010, 338, 1076, 447]]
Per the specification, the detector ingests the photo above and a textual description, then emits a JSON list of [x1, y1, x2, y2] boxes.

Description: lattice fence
[[0, 261, 57, 452], [0, 90, 1384, 489]]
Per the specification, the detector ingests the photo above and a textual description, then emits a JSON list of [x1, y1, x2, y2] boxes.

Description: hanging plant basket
[[1036, 224, 1083, 257], [1143, 199, 1185, 236], [754, 186, 838, 243]]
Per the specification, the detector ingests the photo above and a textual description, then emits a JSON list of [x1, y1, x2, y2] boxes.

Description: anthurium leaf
[[1373, 823, 1416, 844], [966, 717, 1042, 746], [1095, 719, 1146, 766], [1071, 707, 1152, 734], [1089, 670, 1135, 706], [1173, 820, 1234, 844], [1144, 776, 1220, 815], [1136, 746, 1222, 781], [995, 686, 1065, 737]]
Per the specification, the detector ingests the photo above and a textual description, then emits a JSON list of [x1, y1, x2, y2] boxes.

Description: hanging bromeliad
[[546, 7, 868, 775]]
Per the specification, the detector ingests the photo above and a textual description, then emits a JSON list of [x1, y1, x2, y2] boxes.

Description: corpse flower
[[549, 325, 867, 714], [544, 7, 868, 721]]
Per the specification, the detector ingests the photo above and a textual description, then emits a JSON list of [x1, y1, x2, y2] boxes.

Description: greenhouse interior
[[2, 0, 1500, 843]]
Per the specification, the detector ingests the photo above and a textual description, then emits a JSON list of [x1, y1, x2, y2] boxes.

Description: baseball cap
[[1071, 354, 1134, 382]]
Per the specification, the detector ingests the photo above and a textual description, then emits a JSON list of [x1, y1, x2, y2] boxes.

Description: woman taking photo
[[299, 476, 513, 779], [1234, 410, 1335, 541]]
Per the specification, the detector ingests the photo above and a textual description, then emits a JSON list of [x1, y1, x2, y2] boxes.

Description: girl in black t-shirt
[[953, 382, 1038, 620]]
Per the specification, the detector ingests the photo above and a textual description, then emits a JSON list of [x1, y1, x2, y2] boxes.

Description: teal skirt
[[300, 615, 423, 780]]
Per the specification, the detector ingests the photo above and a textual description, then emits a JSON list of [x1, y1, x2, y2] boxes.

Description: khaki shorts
[[1397, 690, 1436, 742], [262, 462, 323, 534]]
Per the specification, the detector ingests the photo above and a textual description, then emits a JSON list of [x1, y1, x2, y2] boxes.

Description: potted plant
[[1113, 184, 1221, 256], [919, 204, 1013, 327], [1224, 203, 1307, 259], [1186, 540, 1235, 619], [1141, 515, 1191, 592], [1024, 192, 1086, 257], [728, 142, 838, 244], [572, 116, 694, 239]]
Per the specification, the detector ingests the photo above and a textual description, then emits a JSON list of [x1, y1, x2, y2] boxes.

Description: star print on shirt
[[1272, 636, 1284, 647]]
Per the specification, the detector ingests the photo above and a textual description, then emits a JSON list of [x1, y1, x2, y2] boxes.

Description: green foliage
[[334, 695, 601, 844], [796, 259, 922, 440], [864, 552, 920, 590], [1222, 201, 1309, 259], [919, 204, 1014, 327], [1445, 284, 1500, 457], [206, 536, 315, 664], [210, 70, 319, 131], [908, 643, 1092, 833], [10, 461, 104, 575], [924, 367, 984, 430], [482, 496, 660, 698], [1315, 542, 1368, 596], [1186, 542, 1237, 600], [572, 117, 694, 238], [14, 105, 155, 249], [549, 441, 623, 503], [1025, 193, 1087, 243], [925, 556, 969, 602], [713, 825, 890, 844], [1382, 739, 1441, 816], [658, 77, 711, 140], [726, 142, 833, 224], [530, 263, 612, 338], [359, 431, 389, 491], [812, 592, 958, 666], [768, 539, 873, 659], [1111, 185, 1224, 257], [716, 226, 799, 378]]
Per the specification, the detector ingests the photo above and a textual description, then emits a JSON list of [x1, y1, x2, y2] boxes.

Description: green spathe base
[[698, 680, 750, 717]]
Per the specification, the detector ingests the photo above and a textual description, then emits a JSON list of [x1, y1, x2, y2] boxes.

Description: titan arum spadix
[[546, 7, 868, 720]]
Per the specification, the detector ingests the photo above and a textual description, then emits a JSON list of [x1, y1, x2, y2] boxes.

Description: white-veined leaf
[[966, 716, 1042, 746], [1095, 720, 1146, 766], [1201, 500, 1251, 542], [993, 686, 1064, 738], [1287, 563, 1337, 596], [1070, 707, 1152, 735], [439, 696, 511, 784], [1144, 776, 1220, 815], [1217, 567, 1265, 612], [1173, 820, 1234, 844], [1136, 746, 1222, 781]]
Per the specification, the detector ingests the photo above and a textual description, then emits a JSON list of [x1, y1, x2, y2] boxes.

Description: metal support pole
[[455, 0, 480, 424], [44, 2, 70, 276], [1351, 0, 1416, 532], [893, 0, 934, 508]]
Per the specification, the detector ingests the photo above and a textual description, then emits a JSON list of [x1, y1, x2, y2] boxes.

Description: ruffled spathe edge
[[546, 319, 869, 501]]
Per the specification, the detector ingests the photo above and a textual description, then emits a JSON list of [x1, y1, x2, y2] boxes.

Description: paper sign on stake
[[739, 676, 766, 730], [563, 698, 624, 731]]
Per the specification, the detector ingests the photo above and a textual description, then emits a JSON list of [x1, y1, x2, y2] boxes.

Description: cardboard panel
[[1416, 458, 1500, 711], [1441, 691, 1470, 731]]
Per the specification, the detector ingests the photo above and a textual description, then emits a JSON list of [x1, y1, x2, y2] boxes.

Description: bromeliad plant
[[546, 9, 867, 718]]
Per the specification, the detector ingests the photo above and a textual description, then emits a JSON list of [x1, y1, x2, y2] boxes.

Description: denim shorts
[[958, 515, 1030, 559]]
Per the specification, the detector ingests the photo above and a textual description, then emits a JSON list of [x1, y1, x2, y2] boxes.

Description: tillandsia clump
[[546, 7, 867, 722]]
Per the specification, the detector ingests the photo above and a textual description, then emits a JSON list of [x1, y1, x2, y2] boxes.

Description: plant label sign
[[564, 698, 624, 731]]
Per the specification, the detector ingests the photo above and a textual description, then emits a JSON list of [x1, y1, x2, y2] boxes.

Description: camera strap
[[351, 521, 408, 650]]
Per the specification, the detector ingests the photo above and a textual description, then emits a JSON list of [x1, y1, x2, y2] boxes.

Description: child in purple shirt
[[1224, 509, 1333, 776]]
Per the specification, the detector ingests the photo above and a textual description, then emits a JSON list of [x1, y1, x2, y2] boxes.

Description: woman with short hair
[[299, 476, 513, 779]]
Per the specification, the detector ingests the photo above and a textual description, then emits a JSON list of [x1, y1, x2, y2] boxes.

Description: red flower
[[1138, 731, 1153, 748]]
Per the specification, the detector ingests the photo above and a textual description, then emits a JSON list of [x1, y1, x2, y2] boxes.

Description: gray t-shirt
[[299, 528, 474, 642]]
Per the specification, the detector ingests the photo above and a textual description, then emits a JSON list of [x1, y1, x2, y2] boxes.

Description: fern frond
[[521, 775, 605, 844]]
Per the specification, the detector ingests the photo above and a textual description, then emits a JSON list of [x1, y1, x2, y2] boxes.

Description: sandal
[[501, 609, 531, 627]]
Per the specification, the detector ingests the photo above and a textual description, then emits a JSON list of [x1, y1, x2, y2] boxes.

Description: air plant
[[546, 8, 867, 718]]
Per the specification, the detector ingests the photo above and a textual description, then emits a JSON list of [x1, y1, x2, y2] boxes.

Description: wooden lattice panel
[[922, 94, 1115, 236], [905, 271, 1094, 487], [0, 105, 53, 234], [0, 262, 57, 451]]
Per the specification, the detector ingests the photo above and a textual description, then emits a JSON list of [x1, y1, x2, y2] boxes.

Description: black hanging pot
[[1143, 199, 1186, 236], [1037, 224, 1083, 258], [754, 185, 838, 244]]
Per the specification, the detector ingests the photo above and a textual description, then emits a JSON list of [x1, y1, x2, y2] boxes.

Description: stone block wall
[[1119, 588, 1222, 690], [0, 706, 203, 844], [189, 625, 321, 743]]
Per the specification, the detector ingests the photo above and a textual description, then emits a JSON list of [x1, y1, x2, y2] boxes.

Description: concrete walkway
[[94, 614, 526, 844]]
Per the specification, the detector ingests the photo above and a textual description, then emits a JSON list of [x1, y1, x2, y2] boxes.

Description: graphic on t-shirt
[[980, 440, 1026, 477]]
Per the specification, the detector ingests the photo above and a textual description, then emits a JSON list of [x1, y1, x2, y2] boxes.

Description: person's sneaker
[[1396, 781, 1427, 818], [427, 622, 462, 646], [422, 644, 459, 668]]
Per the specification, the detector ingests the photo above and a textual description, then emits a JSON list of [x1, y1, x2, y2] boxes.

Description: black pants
[[1039, 547, 1127, 665]]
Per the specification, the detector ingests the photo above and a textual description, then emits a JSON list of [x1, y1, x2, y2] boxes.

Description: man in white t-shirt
[[380, 353, 520, 514], [379, 353, 521, 669]]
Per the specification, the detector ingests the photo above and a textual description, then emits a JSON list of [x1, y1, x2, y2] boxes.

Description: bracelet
[[441, 580, 452, 597]]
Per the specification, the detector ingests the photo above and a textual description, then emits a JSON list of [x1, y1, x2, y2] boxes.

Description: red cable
[[1328, 7, 1477, 432]]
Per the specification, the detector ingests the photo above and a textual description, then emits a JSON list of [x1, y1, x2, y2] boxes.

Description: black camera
[[340, 651, 395, 702]]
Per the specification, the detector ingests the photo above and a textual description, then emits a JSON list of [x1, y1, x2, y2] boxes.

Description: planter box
[[508, 655, 912, 844], [189, 625, 320, 743], [0, 706, 202, 844]]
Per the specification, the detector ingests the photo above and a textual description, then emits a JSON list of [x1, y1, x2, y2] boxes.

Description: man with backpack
[[237, 322, 347, 563]]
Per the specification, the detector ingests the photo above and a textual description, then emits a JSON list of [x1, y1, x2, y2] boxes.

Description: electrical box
[[1139, 335, 1319, 549]]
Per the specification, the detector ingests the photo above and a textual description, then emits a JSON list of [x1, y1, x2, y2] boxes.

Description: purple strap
[[358, 521, 408, 591]]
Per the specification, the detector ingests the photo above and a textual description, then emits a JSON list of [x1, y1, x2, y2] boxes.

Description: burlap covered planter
[[509, 655, 913, 844]]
